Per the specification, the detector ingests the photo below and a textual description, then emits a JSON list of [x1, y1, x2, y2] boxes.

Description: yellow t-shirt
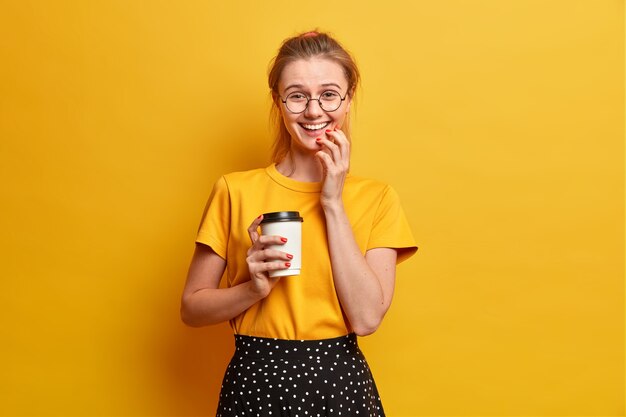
[[196, 163, 417, 340]]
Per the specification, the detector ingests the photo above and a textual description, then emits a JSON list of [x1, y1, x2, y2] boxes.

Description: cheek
[[278, 109, 294, 128], [278, 105, 293, 123], [282, 115, 300, 136], [334, 111, 348, 123], [283, 115, 298, 128]]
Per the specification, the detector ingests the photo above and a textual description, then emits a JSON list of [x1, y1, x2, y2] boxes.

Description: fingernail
[[285, 262, 291, 267], [316, 137, 322, 141], [280, 237, 288, 243], [257, 214, 263, 219], [286, 254, 293, 259], [325, 129, 332, 132]]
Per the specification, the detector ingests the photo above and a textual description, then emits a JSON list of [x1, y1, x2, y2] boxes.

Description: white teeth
[[301, 122, 329, 131]]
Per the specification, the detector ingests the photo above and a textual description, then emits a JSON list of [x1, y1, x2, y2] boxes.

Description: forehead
[[279, 57, 347, 91]]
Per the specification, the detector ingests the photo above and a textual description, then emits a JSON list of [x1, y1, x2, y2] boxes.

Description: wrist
[[245, 279, 270, 301], [322, 199, 345, 216]]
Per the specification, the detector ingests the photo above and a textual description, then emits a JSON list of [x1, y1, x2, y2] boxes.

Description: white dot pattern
[[216, 333, 385, 416]]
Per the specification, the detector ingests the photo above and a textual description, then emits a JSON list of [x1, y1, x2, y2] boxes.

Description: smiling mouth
[[300, 122, 330, 131]]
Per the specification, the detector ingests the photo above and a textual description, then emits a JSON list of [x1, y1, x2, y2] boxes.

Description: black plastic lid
[[260, 211, 303, 224]]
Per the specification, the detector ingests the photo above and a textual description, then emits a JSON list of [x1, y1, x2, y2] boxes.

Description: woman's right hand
[[246, 214, 292, 298]]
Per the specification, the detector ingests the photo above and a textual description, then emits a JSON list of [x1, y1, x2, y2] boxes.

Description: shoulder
[[345, 174, 394, 196], [212, 167, 276, 202], [216, 167, 269, 192], [344, 174, 406, 213], [222, 167, 267, 183]]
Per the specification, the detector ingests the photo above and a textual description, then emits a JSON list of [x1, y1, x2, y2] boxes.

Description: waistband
[[233, 333, 360, 361]]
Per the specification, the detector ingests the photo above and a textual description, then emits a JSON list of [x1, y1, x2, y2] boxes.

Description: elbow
[[181, 311, 204, 328], [180, 312, 196, 328], [180, 300, 204, 328], [353, 325, 378, 337], [351, 316, 383, 337], [350, 302, 390, 336], [180, 308, 196, 327]]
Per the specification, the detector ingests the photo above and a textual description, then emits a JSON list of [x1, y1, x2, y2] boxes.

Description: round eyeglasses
[[281, 90, 348, 114]]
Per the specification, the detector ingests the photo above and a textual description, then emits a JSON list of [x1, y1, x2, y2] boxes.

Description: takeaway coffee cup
[[260, 211, 303, 277]]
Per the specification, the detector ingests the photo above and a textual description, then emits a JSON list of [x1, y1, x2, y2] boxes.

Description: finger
[[248, 234, 288, 257], [251, 260, 291, 275], [326, 127, 347, 141], [316, 137, 341, 162], [263, 261, 292, 272], [256, 234, 288, 247], [248, 247, 292, 263], [316, 138, 333, 159], [317, 139, 348, 173], [325, 129, 350, 161], [247, 214, 264, 244], [315, 150, 334, 172], [326, 130, 350, 156]]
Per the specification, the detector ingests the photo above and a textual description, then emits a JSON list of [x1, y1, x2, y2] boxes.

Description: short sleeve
[[367, 185, 418, 264], [196, 176, 231, 259]]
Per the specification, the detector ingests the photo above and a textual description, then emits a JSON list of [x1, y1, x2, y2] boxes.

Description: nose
[[303, 98, 324, 118]]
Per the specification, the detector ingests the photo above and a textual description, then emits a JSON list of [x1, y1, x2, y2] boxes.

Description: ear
[[345, 95, 352, 113], [272, 92, 288, 118], [271, 91, 281, 105], [345, 87, 356, 113]]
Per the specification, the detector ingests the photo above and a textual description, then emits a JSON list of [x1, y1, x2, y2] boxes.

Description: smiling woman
[[180, 30, 417, 416], [267, 32, 361, 167], [275, 57, 352, 172]]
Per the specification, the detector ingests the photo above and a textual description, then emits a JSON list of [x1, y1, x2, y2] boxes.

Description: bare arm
[[316, 128, 398, 336], [180, 215, 292, 327], [181, 244, 261, 327], [324, 204, 397, 335]]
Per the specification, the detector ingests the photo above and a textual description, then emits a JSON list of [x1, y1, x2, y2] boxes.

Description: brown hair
[[267, 30, 361, 164]]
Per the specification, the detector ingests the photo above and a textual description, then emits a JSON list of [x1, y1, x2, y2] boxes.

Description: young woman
[[181, 30, 417, 417]]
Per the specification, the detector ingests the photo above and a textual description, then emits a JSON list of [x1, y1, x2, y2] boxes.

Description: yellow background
[[0, 1, 623, 416]]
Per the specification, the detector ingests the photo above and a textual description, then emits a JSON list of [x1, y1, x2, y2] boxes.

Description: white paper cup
[[260, 211, 303, 277]]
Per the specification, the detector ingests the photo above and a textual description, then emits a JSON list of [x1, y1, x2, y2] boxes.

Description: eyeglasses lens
[[285, 91, 342, 113]]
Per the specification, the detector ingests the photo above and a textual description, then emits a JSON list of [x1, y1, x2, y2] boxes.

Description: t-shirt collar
[[265, 163, 324, 193]]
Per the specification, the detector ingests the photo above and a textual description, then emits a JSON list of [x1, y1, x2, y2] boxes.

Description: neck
[[276, 150, 324, 182]]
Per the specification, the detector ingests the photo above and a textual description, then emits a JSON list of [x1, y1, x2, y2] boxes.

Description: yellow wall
[[0, 1, 623, 416]]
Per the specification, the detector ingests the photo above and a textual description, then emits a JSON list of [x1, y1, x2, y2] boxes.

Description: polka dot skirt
[[216, 333, 385, 416]]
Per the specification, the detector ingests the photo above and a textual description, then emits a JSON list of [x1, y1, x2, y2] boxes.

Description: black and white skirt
[[216, 333, 385, 417]]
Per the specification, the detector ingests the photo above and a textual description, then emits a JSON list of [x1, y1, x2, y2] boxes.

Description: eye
[[321, 90, 340, 100], [287, 92, 307, 101]]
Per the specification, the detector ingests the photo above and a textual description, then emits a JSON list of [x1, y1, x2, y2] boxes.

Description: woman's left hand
[[315, 127, 350, 209]]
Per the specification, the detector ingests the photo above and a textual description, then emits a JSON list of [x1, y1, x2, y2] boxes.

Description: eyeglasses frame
[[280, 90, 348, 114]]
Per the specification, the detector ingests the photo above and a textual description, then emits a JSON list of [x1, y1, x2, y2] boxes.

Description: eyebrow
[[283, 83, 344, 93]]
